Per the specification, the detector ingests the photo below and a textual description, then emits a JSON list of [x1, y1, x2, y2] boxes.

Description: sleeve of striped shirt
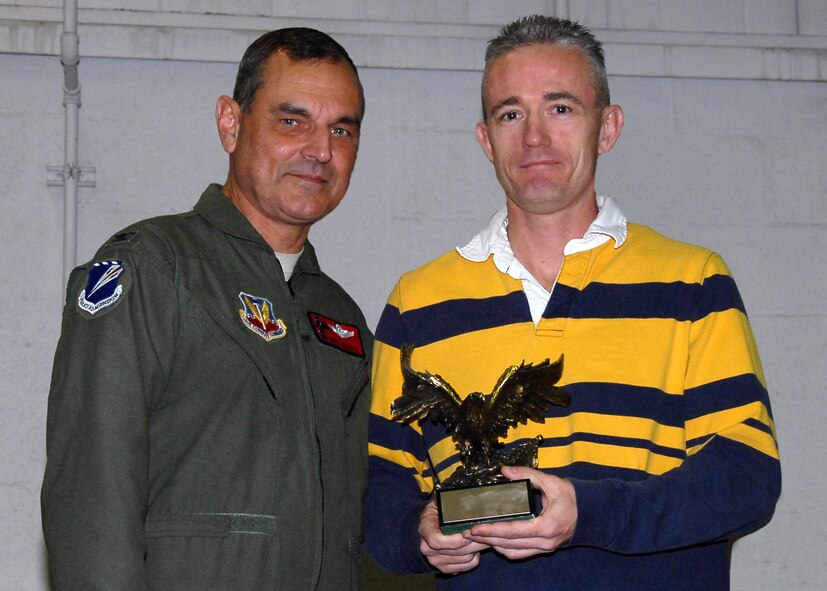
[[364, 285, 435, 574], [568, 253, 781, 553]]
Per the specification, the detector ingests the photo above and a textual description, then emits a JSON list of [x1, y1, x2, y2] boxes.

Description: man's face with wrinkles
[[225, 52, 363, 232]]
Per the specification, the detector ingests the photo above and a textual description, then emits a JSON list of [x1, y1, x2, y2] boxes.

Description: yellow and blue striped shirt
[[365, 211, 779, 589]]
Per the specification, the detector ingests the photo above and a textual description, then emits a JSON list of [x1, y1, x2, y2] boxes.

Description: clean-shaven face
[[477, 43, 615, 217]]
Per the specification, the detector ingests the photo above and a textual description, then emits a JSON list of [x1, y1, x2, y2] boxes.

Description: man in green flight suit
[[41, 27, 372, 590]]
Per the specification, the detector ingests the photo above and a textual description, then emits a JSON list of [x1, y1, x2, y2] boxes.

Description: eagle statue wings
[[391, 344, 570, 488]]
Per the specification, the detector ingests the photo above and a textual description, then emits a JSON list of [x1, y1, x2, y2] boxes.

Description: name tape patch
[[308, 312, 364, 357]]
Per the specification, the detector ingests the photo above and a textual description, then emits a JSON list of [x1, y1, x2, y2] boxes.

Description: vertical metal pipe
[[61, 0, 80, 285]]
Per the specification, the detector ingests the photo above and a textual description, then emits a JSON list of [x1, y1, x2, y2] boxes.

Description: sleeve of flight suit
[[42, 237, 177, 590]]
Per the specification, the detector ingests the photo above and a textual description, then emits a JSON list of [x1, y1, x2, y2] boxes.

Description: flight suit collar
[[194, 183, 322, 276], [194, 183, 269, 245]]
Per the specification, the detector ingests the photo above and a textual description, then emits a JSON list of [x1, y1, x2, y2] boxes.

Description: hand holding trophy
[[391, 344, 570, 534]]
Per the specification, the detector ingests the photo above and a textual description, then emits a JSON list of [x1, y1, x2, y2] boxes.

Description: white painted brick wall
[[2, 1, 825, 80], [583, 0, 797, 34], [745, 0, 799, 34], [467, 0, 550, 25], [799, 0, 827, 35], [1, 2, 825, 589]]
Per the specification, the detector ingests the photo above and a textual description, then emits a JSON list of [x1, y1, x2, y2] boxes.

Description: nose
[[522, 113, 550, 148], [301, 126, 332, 163]]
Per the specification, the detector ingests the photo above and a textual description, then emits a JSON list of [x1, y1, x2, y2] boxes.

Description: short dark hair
[[481, 15, 610, 120], [233, 27, 364, 116]]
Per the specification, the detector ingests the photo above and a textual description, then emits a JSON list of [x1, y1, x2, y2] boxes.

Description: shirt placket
[[535, 249, 593, 338]]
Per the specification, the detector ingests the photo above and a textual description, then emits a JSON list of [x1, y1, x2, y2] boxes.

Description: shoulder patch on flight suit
[[308, 312, 365, 357], [238, 291, 287, 341], [77, 260, 127, 315]]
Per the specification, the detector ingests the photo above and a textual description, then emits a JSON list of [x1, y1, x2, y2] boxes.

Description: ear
[[216, 95, 242, 155], [476, 121, 495, 163], [597, 104, 624, 155]]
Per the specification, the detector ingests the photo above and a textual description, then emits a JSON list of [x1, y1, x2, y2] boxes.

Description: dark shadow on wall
[[40, 539, 54, 590]]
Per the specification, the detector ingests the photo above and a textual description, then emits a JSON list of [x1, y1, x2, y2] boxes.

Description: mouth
[[288, 172, 329, 185], [520, 158, 561, 169]]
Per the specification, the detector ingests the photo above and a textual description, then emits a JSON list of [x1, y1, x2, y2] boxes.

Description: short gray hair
[[481, 15, 610, 120]]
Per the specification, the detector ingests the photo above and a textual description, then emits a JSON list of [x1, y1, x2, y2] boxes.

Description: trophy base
[[436, 479, 539, 535]]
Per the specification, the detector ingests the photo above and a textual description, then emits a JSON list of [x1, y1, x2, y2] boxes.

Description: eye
[[330, 127, 351, 137], [552, 104, 571, 114], [499, 110, 521, 122], [280, 118, 300, 127]]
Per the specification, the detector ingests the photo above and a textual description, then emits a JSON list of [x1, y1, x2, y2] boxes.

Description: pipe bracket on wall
[[47, 165, 96, 188]]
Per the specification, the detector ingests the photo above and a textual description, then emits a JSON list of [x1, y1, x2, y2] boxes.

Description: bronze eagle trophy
[[391, 344, 570, 531]]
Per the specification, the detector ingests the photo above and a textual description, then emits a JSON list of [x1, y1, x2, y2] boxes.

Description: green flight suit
[[42, 184, 372, 590]]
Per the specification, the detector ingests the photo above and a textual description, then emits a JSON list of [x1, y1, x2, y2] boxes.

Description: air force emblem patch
[[78, 260, 125, 315], [239, 292, 287, 341]]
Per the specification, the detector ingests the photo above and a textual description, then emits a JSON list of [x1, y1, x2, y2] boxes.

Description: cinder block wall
[[1, 2, 825, 589]]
